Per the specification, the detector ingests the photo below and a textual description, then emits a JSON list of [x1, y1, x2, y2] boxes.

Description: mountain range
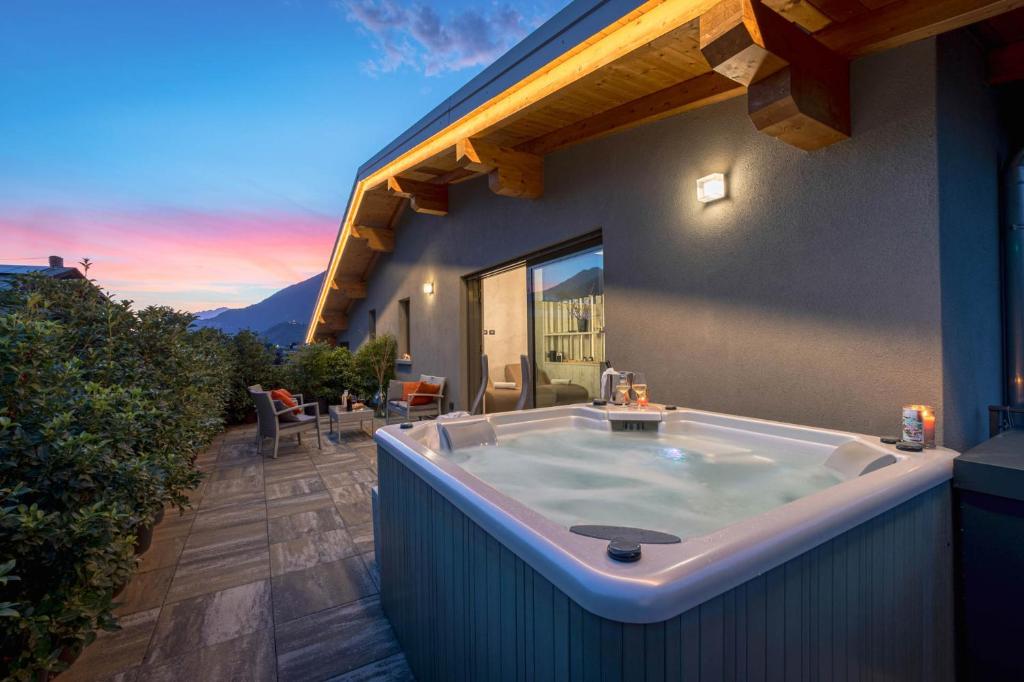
[[542, 267, 603, 301], [193, 272, 324, 346], [193, 306, 229, 320]]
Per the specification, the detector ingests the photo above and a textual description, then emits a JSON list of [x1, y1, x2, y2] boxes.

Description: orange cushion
[[271, 389, 301, 415], [410, 381, 441, 406], [400, 381, 421, 403]]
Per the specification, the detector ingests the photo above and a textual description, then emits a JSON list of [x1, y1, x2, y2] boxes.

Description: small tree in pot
[[354, 334, 397, 416]]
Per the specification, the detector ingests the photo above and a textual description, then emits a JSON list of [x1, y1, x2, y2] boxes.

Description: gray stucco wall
[[936, 31, 1003, 451], [341, 37, 1002, 450]]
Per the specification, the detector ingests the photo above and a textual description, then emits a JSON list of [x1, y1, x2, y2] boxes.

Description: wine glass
[[630, 372, 648, 408]]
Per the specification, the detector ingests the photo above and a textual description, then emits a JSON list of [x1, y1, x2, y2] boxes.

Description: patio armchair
[[249, 384, 313, 443], [386, 374, 446, 424], [251, 389, 322, 459]]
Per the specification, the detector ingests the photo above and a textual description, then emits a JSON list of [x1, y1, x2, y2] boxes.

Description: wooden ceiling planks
[[309, 0, 1024, 341], [815, 0, 1024, 57], [807, 0, 870, 22]]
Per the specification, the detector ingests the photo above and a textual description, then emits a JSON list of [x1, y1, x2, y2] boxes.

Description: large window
[[529, 245, 604, 406], [368, 309, 376, 340]]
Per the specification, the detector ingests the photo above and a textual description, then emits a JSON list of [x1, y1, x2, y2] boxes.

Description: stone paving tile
[[266, 475, 326, 500], [140, 627, 276, 682], [318, 468, 359, 489], [165, 546, 271, 603], [263, 458, 318, 483], [151, 511, 195, 543], [137, 536, 185, 573], [347, 523, 375, 556], [349, 468, 376, 485], [205, 475, 263, 498], [311, 450, 368, 467], [192, 498, 267, 532], [359, 551, 380, 592], [181, 520, 268, 559], [216, 449, 260, 467], [329, 484, 374, 527], [275, 596, 401, 682], [268, 506, 345, 544], [196, 486, 265, 512], [114, 566, 175, 616], [272, 555, 376, 623], [209, 462, 262, 482], [326, 653, 415, 681], [63, 608, 161, 681], [270, 528, 357, 576], [266, 489, 334, 519], [147, 580, 272, 664]]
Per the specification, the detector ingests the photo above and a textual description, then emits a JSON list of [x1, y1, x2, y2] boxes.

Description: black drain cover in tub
[[570, 525, 681, 544], [607, 539, 642, 562]]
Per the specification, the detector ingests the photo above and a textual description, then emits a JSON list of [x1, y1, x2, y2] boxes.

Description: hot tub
[[374, 405, 957, 680]]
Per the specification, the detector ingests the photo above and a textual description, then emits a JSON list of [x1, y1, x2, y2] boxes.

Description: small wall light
[[422, 282, 434, 295], [696, 173, 727, 203]]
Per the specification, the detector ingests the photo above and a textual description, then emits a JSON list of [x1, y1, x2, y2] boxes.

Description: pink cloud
[[0, 206, 337, 311]]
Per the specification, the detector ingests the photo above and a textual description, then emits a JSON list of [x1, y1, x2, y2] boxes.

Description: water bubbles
[[446, 426, 842, 538]]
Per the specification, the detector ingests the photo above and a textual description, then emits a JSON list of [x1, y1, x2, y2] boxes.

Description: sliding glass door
[[465, 234, 604, 412], [529, 244, 605, 406]]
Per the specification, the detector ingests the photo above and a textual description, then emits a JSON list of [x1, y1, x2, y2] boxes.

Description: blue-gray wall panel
[[935, 31, 1003, 451], [378, 445, 955, 681]]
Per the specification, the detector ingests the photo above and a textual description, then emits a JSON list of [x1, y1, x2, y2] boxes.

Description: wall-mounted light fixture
[[696, 173, 727, 203], [422, 282, 434, 295]]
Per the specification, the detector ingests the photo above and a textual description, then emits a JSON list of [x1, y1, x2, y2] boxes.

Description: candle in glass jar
[[921, 407, 936, 448], [901, 404, 936, 448]]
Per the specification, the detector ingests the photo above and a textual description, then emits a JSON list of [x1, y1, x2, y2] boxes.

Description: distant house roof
[[0, 258, 85, 289]]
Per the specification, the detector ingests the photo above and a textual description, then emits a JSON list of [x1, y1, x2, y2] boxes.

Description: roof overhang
[[308, 0, 1024, 343]]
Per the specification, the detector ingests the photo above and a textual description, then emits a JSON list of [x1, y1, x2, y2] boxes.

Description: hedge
[[0, 276, 229, 679], [0, 276, 396, 678]]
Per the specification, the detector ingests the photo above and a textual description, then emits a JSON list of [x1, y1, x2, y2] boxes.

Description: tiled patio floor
[[63, 419, 413, 682]]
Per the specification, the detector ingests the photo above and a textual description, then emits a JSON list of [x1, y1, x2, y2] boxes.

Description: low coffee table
[[328, 406, 375, 436]]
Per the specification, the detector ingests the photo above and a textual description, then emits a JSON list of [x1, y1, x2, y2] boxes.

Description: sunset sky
[[0, 0, 564, 311]]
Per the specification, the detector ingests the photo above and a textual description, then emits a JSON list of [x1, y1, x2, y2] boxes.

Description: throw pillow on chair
[[411, 382, 441, 406], [271, 389, 301, 415]]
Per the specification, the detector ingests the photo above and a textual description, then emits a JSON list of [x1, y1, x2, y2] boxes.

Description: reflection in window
[[530, 246, 604, 406]]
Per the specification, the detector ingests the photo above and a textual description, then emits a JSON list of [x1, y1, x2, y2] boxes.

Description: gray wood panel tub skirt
[[376, 445, 954, 682]]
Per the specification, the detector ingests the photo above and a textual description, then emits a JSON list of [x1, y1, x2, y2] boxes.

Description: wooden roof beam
[[518, 72, 743, 156], [456, 138, 544, 199], [351, 225, 395, 253], [990, 40, 1024, 84], [317, 312, 349, 331], [814, 0, 1024, 59], [763, 0, 832, 31], [700, 0, 850, 150], [386, 176, 448, 215], [331, 277, 367, 299]]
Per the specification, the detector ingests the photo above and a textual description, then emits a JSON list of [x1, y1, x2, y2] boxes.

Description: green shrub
[[222, 330, 279, 423], [283, 343, 355, 405], [0, 276, 229, 678]]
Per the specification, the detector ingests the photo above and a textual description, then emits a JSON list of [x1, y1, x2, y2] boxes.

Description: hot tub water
[[444, 426, 844, 539]]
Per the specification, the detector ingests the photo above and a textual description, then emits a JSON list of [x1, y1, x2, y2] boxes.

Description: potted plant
[[569, 299, 591, 332], [354, 334, 397, 417]]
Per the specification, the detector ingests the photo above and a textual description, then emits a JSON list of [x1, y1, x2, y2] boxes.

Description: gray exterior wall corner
[[936, 30, 1003, 451]]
